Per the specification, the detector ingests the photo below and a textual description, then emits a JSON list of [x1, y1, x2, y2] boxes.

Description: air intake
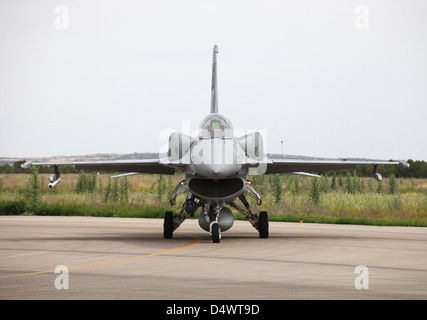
[[187, 176, 245, 201]]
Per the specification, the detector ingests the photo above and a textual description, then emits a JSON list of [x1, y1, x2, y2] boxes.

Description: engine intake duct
[[187, 177, 245, 201]]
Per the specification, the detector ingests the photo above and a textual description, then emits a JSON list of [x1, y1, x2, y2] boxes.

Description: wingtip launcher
[[21, 160, 33, 169]]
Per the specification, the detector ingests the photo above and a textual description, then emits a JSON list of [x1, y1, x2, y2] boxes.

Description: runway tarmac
[[1, 215, 426, 300]]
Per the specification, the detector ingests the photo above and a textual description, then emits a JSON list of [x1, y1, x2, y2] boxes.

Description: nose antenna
[[210, 44, 219, 114]]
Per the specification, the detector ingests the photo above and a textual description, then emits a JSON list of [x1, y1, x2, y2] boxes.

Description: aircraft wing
[[262, 158, 409, 175], [21, 159, 179, 175]]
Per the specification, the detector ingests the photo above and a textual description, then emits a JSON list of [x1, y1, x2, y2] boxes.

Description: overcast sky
[[1, 0, 426, 161]]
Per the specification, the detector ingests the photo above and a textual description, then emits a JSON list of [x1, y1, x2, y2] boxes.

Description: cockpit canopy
[[199, 113, 233, 139]]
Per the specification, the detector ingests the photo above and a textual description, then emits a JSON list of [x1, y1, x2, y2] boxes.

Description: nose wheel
[[210, 222, 221, 243]]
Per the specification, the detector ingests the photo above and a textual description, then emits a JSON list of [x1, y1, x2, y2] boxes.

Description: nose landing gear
[[164, 179, 269, 242], [210, 222, 221, 243]]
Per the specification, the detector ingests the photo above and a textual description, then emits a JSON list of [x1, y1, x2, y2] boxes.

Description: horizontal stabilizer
[[23, 159, 176, 175], [292, 172, 321, 178], [111, 172, 140, 178], [264, 159, 404, 175]]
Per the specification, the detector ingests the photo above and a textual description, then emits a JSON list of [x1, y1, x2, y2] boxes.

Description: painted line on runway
[[0, 234, 201, 278]]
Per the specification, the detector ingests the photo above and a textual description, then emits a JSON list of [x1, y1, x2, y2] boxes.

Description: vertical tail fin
[[210, 45, 218, 114]]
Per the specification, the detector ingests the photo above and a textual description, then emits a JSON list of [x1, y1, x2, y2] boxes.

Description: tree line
[[2, 159, 427, 178], [320, 159, 427, 179]]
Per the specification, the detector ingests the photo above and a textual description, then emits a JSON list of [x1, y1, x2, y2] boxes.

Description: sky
[[1, 0, 426, 161]]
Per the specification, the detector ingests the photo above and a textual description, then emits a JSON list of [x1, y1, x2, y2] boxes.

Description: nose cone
[[190, 139, 242, 179]]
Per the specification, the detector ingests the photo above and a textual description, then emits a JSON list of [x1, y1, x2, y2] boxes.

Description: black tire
[[258, 211, 269, 238], [163, 211, 174, 239], [211, 222, 221, 243]]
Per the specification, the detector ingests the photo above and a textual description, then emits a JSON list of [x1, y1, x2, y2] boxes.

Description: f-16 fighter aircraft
[[22, 45, 409, 243]]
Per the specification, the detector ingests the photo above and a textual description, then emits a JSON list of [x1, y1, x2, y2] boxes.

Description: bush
[[0, 201, 27, 215], [389, 174, 397, 194], [24, 167, 42, 213], [76, 171, 96, 194], [309, 179, 321, 206], [269, 174, 283, 203]]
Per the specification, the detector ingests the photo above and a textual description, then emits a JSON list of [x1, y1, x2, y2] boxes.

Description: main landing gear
[[163, 211, 174, 239], [163, 204, 269, 242], [258, 211, 269, 239], [228, 194, 269, 239], [163, 179, 269, 243]]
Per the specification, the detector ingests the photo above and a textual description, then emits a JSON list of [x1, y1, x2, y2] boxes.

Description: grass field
[[1, 172, 426, 227]]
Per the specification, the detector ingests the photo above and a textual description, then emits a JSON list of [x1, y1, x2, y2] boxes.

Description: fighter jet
[[22, 45, 409, 243]]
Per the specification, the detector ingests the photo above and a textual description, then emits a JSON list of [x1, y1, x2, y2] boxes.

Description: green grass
[[265, 213, 427, 227], [1, 173, 427, 227], [1, 199, 425, 227], [0, 200, 172, 219]]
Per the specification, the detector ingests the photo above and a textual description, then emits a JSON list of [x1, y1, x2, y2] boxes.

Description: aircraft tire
[[211, 222, 221, 243], [164, 211, 174, 239], [258, 211, 269, 238]]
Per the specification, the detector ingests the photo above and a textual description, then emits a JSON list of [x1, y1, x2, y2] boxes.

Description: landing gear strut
[[200, 203, 223, 243], [163, 197, 197, 239], [229, 194, 269, 239]]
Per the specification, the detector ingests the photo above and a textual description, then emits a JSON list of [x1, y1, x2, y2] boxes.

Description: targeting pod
[[198, 206, 234, 232], [372, 165, 383, 182], [48, 166, 61, 188], [49, 175, 61, 189], [48, 176, 61, 188]]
